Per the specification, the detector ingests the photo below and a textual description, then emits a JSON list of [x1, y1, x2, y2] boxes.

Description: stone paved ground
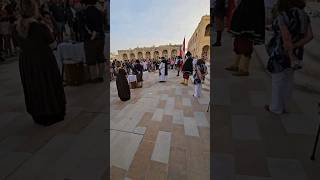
[[0, 59, 108, 180], [213, 34, 320, 180], [110, 69, 210, 180]]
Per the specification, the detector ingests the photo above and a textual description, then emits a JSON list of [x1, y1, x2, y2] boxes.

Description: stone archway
[[130, 53, 136, 59], [162, 50, 168, 58], [154, 51, 159, 59], [138, 52, 143, 59], [205, 24, 210, 36], [171, 49, 177, 58], [201, 45, 210, 60], [146, 52, 151, 59], [123, 54, 128, 60]]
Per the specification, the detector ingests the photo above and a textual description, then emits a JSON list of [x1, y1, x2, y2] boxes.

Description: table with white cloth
[[127, 74, 138, 89], [54, 42, 86, 85]]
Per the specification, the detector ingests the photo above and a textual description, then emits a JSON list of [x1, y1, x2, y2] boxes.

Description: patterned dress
[[267, 7, 311, 73]]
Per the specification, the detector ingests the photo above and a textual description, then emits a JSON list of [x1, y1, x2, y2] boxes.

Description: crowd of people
[[0, 0, 18, 61], [111, 57, 184, 79], [2, 0, 107, 126], [111, 51, 208, 102], [213, 0, 314, 115], [0, 0, 107, 62]]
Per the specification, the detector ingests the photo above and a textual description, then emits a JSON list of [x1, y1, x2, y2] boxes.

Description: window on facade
[[205, 24, 210, 36]]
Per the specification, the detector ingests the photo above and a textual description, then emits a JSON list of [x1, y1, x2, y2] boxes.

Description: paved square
[[110, 69, 210, 179]]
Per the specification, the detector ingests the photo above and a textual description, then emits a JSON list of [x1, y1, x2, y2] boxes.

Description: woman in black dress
[[17, 0, 66, 126], [116, 68, 131, 101]]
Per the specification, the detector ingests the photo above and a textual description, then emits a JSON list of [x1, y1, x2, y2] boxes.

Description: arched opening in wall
[[123, 54, 128, 60], [138, 52, 143, 59], [162, 50, 168, 58], [130, 53, 136, 59], [205, 24, 210, 36], [146, 52, 151, 59], [171, 49, 177, 58], [154, 51, 159, 59], [201, 45, 210, 61]]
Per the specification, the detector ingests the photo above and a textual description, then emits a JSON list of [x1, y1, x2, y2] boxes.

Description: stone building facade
[[117, 44, 181, 61], [187, 15, 210, 61]]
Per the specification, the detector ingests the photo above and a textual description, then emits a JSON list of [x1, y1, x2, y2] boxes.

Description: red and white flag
[[179, 37, 185, 58]]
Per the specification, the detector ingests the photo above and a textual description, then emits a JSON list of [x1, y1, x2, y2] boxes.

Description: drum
[[64, 60, 85, 86]]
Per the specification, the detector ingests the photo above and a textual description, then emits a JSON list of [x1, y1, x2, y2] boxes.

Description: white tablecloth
[[54, 42, 85, 75], [54, 34, 108, 74], [57, 42, 86, 63], [127, 75, 137, 82]]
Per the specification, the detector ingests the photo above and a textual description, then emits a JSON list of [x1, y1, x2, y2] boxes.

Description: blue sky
[[110, 0, 210, 53]]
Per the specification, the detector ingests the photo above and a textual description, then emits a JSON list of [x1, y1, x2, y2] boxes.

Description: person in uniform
[[181, 51, 194, 86]]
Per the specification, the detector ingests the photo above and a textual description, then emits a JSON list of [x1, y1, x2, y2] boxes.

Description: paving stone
[[127, 140, 154, 179], [133, 127, 147, 135], [6, 134, 76, 180], [194, 112, 210, 127], [0, 112, 22, 129], [250, 91, 268, 107], [110, 130, 143, 170], [173, 110, 184, 125], [236, 175, 273, 180], [160, 115, 173, 132], [182, 98, 192, 107], [110, 166, 127, 180], [0, 136, 27, 153], [171, 125, 187, 149], [175, 87, 182, 96], [168, 146, 187, 180], [145, 161, 168, 180], [281, 113, 318, 135], [213, 153, 235, 180], [267, 158, 308, 180], [0, 152, 32, 180], [164, 97, 176, 115], [212, 78, 231, 105], [144, 121, 160, 142], [234, 140, 270, 177], [152, 108, 164, 122], [232, 115, 261, 140], [151, 131, 172, 164], [184, 117, 200, 137]]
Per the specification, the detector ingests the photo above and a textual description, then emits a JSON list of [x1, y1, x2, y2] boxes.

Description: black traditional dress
[[18, 22, 66, 126], [229, 0, 265, 45], [116, 68, 131, 101]]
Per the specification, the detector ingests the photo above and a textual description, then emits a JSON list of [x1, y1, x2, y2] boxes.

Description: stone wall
[[117, 44, 181, 60], [187, 15, 210, 61]]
